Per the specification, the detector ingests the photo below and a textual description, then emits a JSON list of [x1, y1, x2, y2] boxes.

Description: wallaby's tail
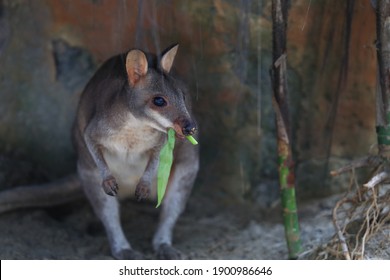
[[0, 174, 83, 214]]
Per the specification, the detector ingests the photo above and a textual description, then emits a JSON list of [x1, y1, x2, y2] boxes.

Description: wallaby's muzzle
[[182, 121, 197, 136], [173, 118, 197, 139]]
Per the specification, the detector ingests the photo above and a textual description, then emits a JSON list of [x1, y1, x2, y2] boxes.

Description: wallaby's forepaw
[[135, 181, 150, 201], [156, 244, 184, 260], [114, 249, 144, 260], [102, 176, 119, 196]]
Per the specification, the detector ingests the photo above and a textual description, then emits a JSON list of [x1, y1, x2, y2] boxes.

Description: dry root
[[314, 165, 390, 259]]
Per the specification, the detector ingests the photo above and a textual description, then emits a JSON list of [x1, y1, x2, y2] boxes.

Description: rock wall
[[0, 0, 378, 203]]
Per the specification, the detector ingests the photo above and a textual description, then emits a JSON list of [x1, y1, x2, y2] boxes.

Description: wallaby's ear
[[126, 49, 148, 86], [160, 44, 179, 73]]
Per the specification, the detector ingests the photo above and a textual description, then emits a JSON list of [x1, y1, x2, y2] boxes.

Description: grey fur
[[0, 45, 199, 260]]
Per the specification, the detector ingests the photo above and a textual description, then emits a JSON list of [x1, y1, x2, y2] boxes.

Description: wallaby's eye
[[153, 96, 167, 107]]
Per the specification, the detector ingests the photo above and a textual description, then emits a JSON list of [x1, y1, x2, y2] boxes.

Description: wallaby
[[0, 44, 199, 259]]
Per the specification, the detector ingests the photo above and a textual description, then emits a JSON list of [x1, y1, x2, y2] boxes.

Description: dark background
[[0, 0, 377, 205]]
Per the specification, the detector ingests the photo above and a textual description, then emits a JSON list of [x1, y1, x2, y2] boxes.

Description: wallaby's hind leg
[[78, 170, 143, 260], [152, 149, 199, 260]]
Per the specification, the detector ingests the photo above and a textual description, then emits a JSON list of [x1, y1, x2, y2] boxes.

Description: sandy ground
[[0, 189, 388, 260]]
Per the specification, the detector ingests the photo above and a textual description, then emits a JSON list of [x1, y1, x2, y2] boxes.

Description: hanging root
[[314, 166, 390, 259], [332, 197, 352, 260]]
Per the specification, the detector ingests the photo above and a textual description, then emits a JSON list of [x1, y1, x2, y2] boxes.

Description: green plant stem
[[279, 155, 301, 258], [376, 1, 390, 156], [271, 0, 301, 259]]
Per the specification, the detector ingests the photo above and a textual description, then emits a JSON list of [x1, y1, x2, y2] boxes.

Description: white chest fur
[[101, 115, 162, 200]]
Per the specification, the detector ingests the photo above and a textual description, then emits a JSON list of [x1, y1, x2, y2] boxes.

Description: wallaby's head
[[125, 44, 196, 139]]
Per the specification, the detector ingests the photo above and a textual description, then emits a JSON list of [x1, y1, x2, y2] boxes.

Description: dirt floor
[[0, 185, 388, 260]]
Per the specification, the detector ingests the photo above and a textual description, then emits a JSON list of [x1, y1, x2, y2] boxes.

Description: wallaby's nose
[[182, 121, 197, 136]]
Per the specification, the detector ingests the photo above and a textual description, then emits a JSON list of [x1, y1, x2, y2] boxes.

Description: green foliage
[[156, 130, 198, 207], [186, 135, 198, 145], [156, 128, 176, 208]]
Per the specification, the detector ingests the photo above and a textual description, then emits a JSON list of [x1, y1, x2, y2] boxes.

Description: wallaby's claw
[[156, 244, 184, 260], [135, 182, 150, 201], [102, 176, 119, 196], [113, 248, 145, 260]]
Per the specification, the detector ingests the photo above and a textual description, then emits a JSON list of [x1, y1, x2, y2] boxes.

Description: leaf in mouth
[[156, 129, 198, 208], [186, 135, 198, 145], [156, 128, 176, 208]]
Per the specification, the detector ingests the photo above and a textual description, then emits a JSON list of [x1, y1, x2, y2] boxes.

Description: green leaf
[[156, 128, 176, 208]]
